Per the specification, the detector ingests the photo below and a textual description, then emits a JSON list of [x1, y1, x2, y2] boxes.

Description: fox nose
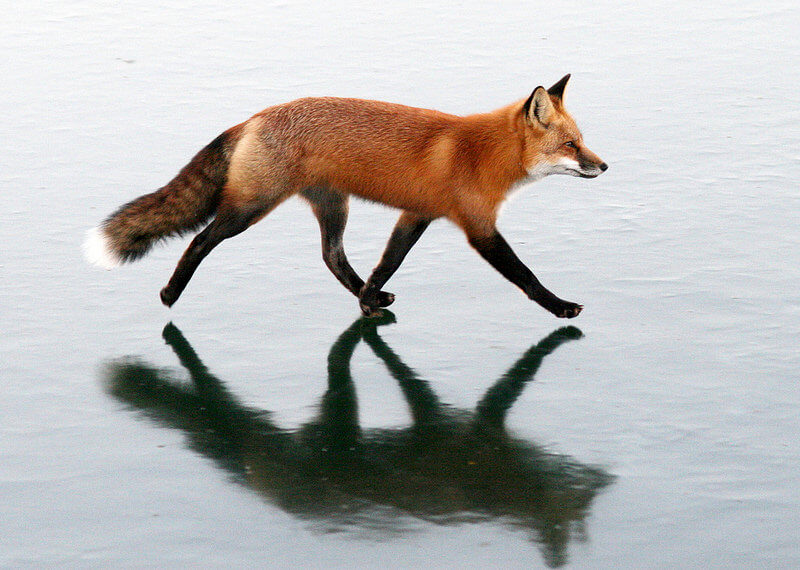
[[599, 162, 608, 172]]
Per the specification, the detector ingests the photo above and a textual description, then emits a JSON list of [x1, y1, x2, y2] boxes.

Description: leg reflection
[[103, 317, 612, 568], [476, 326, 584, 428]]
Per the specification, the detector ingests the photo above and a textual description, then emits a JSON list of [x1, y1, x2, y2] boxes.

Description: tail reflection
[[104, 314, 612, 568]]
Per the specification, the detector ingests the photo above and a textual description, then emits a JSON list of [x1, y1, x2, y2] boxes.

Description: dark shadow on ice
[[103, 314, 613, 567]]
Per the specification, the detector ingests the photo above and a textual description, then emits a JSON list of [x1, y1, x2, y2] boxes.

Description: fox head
[[521, 74, 607, 180]]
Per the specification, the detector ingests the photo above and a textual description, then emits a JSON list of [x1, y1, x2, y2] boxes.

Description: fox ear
[[524, 86, 555, 127], [547, 73, 571, 102]]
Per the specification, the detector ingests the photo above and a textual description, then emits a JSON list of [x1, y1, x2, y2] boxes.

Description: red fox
[[84, 74, 606, 318]]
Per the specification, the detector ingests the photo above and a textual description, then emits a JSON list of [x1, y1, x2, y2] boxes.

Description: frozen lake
[[2, 2, 799, 567]]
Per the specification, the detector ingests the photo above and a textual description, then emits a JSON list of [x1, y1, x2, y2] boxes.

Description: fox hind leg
[[301, 187, 394, 308], [160, 190, 290, 307], [159, 209, 252, 307]]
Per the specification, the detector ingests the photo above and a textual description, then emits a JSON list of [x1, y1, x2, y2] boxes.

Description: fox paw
[[552, 301, 583, 319], [359, 285, 394, 316], [360, 303, 382, 317], [377, 291, 395, 307], [160, 286, 178, 307]]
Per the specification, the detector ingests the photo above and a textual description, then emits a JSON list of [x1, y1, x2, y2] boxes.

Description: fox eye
[[564, 141, 577, 149]]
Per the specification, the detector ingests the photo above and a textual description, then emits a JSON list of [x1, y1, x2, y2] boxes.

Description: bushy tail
[[84, 125, 243, 268]]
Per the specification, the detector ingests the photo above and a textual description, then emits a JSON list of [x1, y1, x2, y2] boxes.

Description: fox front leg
[[467, 229, 583, 319], [360, 211, 431, 316]]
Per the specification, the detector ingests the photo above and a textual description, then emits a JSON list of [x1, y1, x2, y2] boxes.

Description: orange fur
[[223, 92, 603, 239], [86, 75, 607, 317]]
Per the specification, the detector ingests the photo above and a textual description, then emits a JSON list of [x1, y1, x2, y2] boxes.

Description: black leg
[[302, 187, 394, 307], [359, 211, 431, 316], [468, 230, 582, 318], [159, 210, 252, 307]]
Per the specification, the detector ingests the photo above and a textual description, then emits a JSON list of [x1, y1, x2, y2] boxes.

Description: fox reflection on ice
[[104, 314, 612, 567]]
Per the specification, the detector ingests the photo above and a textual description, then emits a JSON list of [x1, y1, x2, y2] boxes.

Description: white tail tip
[[83, 226, 121, 269]]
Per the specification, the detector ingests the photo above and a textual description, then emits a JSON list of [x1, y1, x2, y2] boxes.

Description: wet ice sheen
[[2, 2, 799, 568]]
